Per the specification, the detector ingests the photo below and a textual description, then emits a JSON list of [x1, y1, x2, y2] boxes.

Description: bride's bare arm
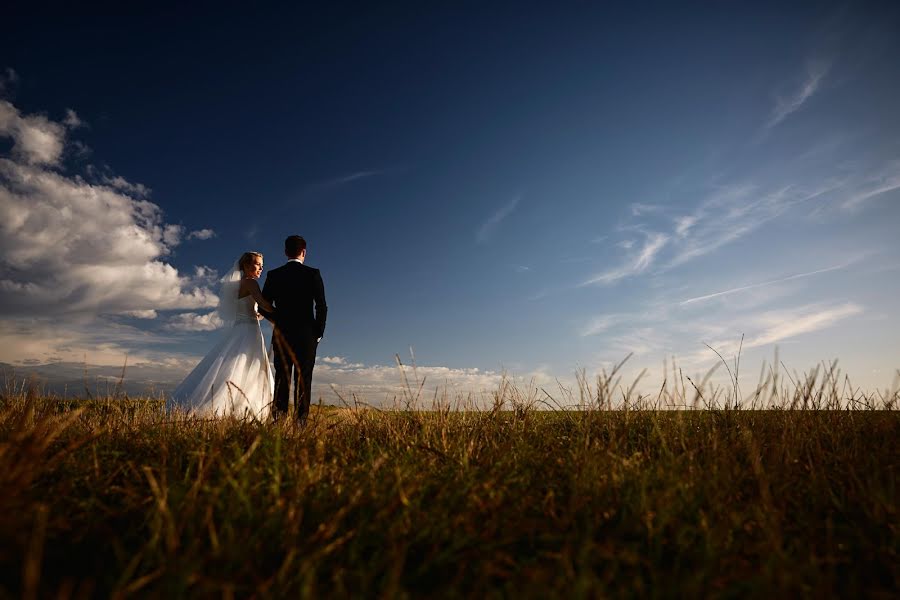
[[240, 280, 275, 313]]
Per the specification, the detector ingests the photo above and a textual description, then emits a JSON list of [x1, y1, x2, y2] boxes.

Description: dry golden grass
[[0, 363, 897, 598]]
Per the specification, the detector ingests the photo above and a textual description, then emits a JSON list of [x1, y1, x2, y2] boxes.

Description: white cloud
[[583, 161, 879, 287], [193, 266, 219, 282], [0, 98, 219, 365], [580, 302, 670, 334], [63, 109, 84, 129], [165, 311, 224, 332], [0, 318, 198, 369], [674, 215, 697, 237], [681, 302, 864, 369], [747, 302, 863, 348], [0, 100, 67, 165], [767, 60, 831, 129], [188, 228, 216, 240], [0, 157, 217, 317], [665, 180, 842, 270], [477, 195, 520, 244], [315, 359, 540, 407], [101, 174, 151, 198], [583, 232, 668, 285], [162, 224, 184, 246], [320, 356, 347, 365], [123, 310, 158, 319], [667, 185, 781, 267], [1, 340, 555, 408]]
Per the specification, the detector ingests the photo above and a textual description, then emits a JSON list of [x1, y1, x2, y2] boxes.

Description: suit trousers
[[272, 328, 318, 423]]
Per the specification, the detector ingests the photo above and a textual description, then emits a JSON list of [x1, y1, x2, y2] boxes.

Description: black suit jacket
[[262, 261, 327, 340]]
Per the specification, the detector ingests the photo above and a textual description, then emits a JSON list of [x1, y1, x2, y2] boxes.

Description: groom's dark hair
[[285, 235, 307, 257]]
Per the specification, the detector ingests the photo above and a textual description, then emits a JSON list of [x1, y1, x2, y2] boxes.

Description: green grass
[[0, 369, 898, 598]]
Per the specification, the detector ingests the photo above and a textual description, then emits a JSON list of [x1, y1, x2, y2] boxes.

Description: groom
[[262, 235, 327, 424]]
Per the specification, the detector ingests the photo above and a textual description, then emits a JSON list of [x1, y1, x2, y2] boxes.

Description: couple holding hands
[[169, 235, 327, 423]]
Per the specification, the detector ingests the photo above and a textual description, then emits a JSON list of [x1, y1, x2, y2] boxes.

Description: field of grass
[[1, 366, 898, 598]]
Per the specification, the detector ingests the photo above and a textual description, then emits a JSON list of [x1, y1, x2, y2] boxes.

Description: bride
[[169, 252, 275, 419]]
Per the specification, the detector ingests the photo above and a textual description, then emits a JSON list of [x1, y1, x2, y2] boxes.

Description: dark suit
[[262, 260, 327, 422]]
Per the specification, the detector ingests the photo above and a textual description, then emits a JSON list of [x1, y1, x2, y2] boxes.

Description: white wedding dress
[[169, 265, 274, 419]]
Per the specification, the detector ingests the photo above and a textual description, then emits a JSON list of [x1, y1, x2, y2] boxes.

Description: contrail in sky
[[679, 263, 848, 306]]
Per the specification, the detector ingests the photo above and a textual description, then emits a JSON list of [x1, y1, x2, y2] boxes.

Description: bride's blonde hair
[[239, 251, 263, 272]]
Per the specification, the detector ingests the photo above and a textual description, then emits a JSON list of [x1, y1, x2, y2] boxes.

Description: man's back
[[263, 262, 327, 337]]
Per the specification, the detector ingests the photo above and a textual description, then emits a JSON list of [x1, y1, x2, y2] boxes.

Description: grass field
[[0, 366, 898, 598]]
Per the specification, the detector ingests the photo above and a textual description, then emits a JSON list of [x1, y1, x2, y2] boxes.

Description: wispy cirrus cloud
[[582, 145, 888, 290], [247, 167, 398, 238], [477, 195, 520, 244], [746, 302, 863, 348], [674, 215, 697, 238], [604, 327, 664, 358], [267, 167, 401, 225], [317, 169, 389, 188], [305, 166, 410, 195], [630, 202, 665, 217], [766, 59, 831, 129], [582, 184, 756, 286], [667, 184, 801, 268], [580, 314, 624, 337], [582, 231, 668, 285], [840, 160, 900, 211], [671, 300, 864, 368], [679, 262, 853, 306], [682, 302, 865, 368], [579, 293, 866, 383], [591, 175, 853, 288], [575, 299, 867, 394], [579, 316, 669, 361]]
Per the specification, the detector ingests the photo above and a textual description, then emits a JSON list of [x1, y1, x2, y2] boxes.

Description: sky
[[2, 2, 899, 403]]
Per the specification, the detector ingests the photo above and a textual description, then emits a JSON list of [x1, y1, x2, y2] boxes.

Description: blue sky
[[1, 2, 898, 401]]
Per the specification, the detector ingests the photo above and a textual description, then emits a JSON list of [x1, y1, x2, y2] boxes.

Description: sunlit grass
[[0, 361, 897, 597]]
